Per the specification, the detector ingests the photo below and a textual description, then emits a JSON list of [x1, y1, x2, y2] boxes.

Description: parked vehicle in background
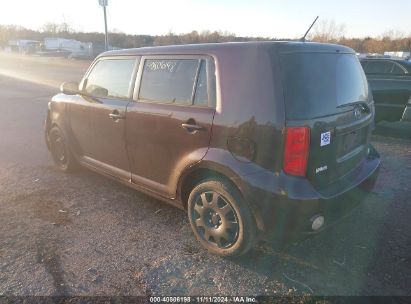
[[45, 42, 380, 256], [6, 40, 40, 54], [43, 38, 93, 59], [360, 58, 411, 122]]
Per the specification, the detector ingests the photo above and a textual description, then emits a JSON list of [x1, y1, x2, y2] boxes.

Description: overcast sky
[[1, 0, 411, 38]]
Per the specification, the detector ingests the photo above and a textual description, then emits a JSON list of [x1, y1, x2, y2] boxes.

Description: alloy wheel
[[192, 191, 239, 248], [51, 132, 67, 165]]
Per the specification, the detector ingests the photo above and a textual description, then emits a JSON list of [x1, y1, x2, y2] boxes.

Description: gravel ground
[[0, 53, 410, 297]]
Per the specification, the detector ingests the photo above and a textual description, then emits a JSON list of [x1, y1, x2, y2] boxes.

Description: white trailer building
[[44, 38, 93, 59]]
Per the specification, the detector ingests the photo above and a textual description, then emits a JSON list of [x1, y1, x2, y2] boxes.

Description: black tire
[[188, 179, 257, 257], [48, 126, 77, 172]]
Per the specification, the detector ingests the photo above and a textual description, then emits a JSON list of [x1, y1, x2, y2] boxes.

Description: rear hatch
[[280, 48, 374, 189]]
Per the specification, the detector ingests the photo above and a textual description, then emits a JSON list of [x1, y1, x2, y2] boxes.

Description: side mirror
[[60, 82, 80, 95]]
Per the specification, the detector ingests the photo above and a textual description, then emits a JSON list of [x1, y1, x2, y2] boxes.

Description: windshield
[[280, 53, 369, 119]]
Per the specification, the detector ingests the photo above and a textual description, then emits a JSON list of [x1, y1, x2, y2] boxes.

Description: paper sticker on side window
[[320, 131, 331, 146]]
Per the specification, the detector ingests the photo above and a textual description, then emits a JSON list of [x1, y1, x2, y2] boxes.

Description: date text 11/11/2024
[[149, 296, 257, 303]]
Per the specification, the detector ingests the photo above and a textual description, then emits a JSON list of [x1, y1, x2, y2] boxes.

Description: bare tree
[[41, 22, 60, 34], [40, 21, 74, 35], [309, 19, 346, 42]]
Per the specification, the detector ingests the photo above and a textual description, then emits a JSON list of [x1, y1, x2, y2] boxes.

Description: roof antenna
[[300, 16, 319, 42]]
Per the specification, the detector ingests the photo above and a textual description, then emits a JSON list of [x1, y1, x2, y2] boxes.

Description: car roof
[[99, 41, 355, 58]]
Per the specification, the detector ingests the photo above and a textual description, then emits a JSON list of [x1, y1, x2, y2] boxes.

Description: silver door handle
[[181, 123, 203, 131], [109, 113, 125, 120]]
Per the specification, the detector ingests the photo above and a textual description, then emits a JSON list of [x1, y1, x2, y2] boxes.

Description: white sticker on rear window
[[320, 131, 331, 146]]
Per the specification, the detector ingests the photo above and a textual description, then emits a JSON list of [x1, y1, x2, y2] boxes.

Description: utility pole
[[98, 0, 109, 51]]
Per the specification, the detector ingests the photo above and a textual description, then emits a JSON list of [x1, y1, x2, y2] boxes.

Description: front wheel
[[187, 179, 257, 257], [48, 126, 77, 172]]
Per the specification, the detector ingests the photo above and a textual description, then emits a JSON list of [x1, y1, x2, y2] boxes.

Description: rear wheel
[[49, 126, 77, 172], [187, 179, 257, 257]]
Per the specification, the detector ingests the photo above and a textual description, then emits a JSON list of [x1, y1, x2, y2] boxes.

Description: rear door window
[[139, 59, 199, 105], [138, 58, 215, 107], [280, 53, 369, 119]]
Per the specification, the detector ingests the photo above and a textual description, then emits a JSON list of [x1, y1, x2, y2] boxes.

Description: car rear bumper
[[237, 144, 380, 241]]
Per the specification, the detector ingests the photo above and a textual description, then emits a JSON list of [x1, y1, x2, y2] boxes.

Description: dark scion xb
[[45, 41, 381, 256]]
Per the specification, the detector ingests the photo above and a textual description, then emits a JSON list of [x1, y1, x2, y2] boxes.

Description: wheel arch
[[177, 162, 264, 232], [46, 101, 81, 162]]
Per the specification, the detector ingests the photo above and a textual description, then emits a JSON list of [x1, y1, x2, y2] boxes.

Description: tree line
[[1, 23, 410, 54], [0, 24, 269, 49]]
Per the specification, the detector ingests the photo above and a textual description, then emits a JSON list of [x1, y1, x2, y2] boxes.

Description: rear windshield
[[280, 53, 369, 120]]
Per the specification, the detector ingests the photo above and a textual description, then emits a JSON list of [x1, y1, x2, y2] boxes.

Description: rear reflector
[[283, 127, 310, 176], [311, 215, 325, 231]]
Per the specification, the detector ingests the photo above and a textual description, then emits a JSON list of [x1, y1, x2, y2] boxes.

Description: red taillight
[[283, 127, 310, 176]]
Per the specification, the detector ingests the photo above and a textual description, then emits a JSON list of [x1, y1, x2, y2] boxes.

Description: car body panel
[[126, 101, 215, 197], [234, 144, 380, 237], [71, 96, 130, 179]]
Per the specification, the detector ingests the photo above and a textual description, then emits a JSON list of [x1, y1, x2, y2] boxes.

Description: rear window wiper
[[337, 101, 368, 109]]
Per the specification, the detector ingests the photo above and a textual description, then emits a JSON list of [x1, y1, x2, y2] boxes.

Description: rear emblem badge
[[316, 165, 328, 174], [320, 131, 331, 146]]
